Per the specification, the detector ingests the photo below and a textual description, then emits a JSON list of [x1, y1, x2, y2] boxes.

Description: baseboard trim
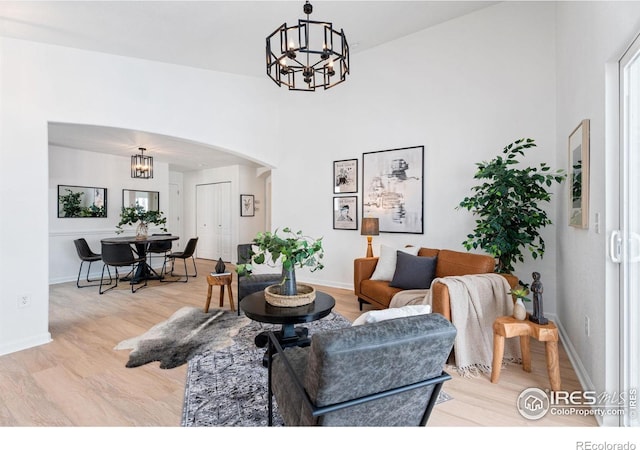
[[0, 333, 52, 357], [546, 313, 602, 426]]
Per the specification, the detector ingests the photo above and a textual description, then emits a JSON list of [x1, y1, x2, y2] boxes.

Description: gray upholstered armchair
[[236, 244, 281, 315], [267, 313, 456, 426]]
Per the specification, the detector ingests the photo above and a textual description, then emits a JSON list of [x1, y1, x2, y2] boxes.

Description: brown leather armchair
[[354, 247, 518, 321]]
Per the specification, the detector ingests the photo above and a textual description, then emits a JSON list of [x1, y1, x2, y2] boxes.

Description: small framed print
[[240, 194, 255, 217], [333, 196, 358, 230], [333, 159, 358, 194]]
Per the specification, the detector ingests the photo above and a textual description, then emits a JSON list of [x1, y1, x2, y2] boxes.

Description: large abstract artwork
[[362, 146, 424, 234]]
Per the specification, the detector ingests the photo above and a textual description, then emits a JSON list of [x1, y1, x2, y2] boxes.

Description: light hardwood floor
[[0, 259, 596, 427]]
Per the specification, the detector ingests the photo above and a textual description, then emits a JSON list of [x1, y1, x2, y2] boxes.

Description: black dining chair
[[100, 242, 147, 294], [147, 233, 173, 269], [161, 237, 198, 282], [73, 238, 111, 288]]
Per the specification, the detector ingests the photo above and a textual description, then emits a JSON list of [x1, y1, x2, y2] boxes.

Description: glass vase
[[136, 221, 148, 240]]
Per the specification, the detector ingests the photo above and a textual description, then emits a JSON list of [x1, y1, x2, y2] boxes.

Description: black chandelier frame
[[266, 1, 349, 92], [131, 147, 153, 179]]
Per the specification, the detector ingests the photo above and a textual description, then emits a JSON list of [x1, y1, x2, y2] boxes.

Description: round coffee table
[[241, 290, 335, 365]]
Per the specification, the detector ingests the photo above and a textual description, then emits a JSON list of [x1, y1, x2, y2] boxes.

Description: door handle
[[610, 230, 623, 263]]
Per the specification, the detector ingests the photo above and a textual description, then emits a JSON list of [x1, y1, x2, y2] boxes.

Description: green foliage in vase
[[457, 138, 566, 274], [236, 227, 324, 276], [116, 204, 167, 234], [509, 287, 531, 302]]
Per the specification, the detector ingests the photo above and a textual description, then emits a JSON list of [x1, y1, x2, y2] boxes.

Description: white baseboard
[[0, 333, 52, 357], [546, 313, 603, 426]]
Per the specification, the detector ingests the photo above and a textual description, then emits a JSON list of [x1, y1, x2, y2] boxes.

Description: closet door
[[196, 182, 232, 261]]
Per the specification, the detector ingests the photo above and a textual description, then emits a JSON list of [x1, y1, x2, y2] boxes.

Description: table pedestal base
[[255, 324, 310, 367]]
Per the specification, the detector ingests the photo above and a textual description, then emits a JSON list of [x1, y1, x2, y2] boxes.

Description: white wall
[[272, 2, 560, 296], [48, 146, 170, 283], [238, 165, 272, 248], [0, 37, 279, 355], [555, 1, 640, 425]]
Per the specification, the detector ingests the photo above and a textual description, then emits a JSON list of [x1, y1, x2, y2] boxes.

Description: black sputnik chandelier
[[266, 1, 349, 91]]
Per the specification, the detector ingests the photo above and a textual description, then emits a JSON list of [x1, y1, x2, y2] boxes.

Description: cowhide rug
[[114, 306, 250, 369]]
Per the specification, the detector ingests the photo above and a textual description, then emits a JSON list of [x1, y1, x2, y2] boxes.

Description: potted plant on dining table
[[116, 204, 167, 239]]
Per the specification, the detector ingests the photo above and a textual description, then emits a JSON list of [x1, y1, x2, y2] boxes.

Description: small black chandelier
[[266, 1, 349, 91], [131, 147, 153, 179]]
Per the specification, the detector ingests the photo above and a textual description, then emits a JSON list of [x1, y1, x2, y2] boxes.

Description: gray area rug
[[181, 311, 452, 426], [115, 306, 250, 369]]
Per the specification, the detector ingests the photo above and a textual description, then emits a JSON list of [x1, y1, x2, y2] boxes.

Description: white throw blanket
[[390, 273, 521, 377]]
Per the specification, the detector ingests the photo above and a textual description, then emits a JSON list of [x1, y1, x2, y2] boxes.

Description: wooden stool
[[205, 273, 235, 313], [491, 315, 561, 391]]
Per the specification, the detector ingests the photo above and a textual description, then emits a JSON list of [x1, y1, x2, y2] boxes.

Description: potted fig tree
[[457, 138, 566, 278]]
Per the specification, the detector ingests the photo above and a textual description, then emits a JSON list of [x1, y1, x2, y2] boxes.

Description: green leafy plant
[[116, 204, 167, 234], [236, 227, 324, 277], [60, 189, 84, 217], [81, 203, 106, 217], [509, 287, 531, 302], [458, 138, 566, 274]]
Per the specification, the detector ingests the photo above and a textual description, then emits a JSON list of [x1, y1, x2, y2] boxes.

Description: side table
[[205, 273, 235, 313], [491, 315, 561, 391]]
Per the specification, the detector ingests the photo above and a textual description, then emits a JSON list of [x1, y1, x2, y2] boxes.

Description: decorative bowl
[[264, 284, 316, 307]]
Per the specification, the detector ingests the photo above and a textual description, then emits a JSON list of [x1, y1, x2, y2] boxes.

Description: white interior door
[[196, 182, 232, 261], [617, 33, 640, 427]]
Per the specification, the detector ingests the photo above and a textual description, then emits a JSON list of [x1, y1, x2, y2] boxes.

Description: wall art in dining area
[[362, 146, 424, 234], [241, 194, 255, 217]]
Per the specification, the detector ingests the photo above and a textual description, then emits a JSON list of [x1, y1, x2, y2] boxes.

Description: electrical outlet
[[17, 294, 31, 308], [584, 315, 591, 337], [594, 213, 600, 234]]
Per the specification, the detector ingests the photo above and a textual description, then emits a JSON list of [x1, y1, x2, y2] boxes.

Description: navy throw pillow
[[389, 251, 437, 290]]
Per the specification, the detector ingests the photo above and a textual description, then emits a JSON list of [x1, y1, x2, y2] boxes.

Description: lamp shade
[[361, 218, 379, 236]]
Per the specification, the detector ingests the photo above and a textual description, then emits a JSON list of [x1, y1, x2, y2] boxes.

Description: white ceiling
[[1, 0, 497, 171]]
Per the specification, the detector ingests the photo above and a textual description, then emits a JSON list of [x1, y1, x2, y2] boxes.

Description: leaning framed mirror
[[58, 185, 107, 218], [122, 189, 159, 212]]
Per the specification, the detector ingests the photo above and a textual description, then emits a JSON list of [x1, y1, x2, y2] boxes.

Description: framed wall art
[[362, 146, 424, 234], [333, 158, 358, 194], [333, 196, 358, 230], [240, 194, 255, 217], [58, 185, 107, 218], [568, 119, 590, 229]]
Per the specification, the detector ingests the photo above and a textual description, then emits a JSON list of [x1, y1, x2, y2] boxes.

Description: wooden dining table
[[101, 234, 179, 283]]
